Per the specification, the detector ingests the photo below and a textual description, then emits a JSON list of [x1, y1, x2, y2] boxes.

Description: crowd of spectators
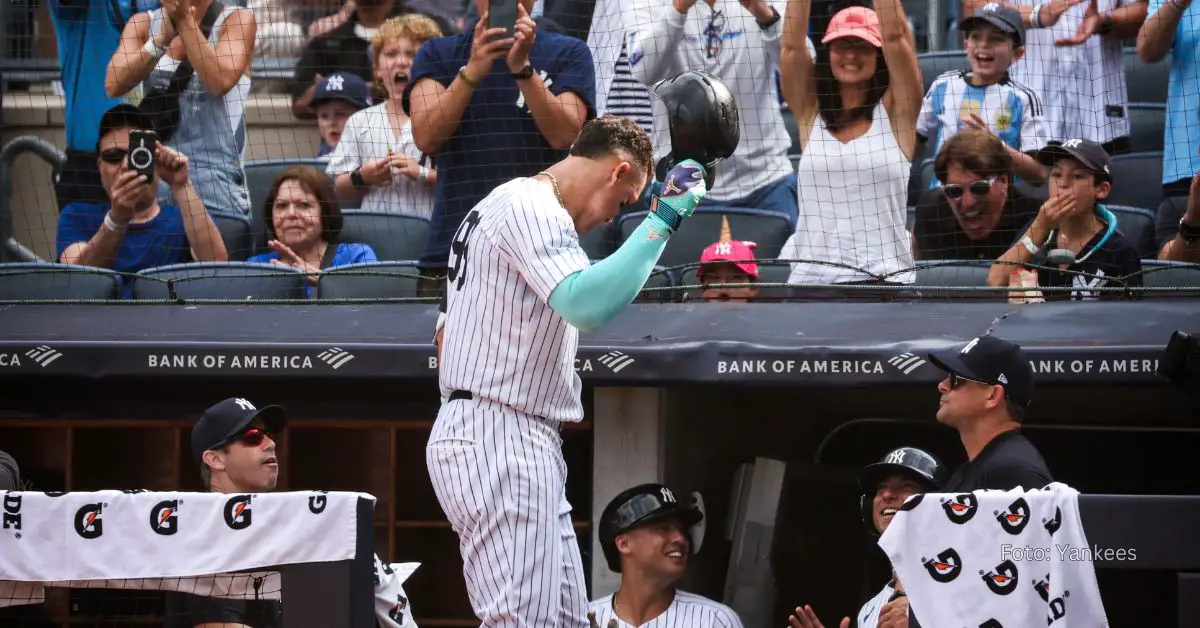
[[6, 0, 1200, 301]]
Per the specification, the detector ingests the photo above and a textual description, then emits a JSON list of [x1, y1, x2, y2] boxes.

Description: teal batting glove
[[649, 159, 708, 233]]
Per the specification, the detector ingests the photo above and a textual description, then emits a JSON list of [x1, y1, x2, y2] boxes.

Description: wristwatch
[[757, 6, 782, 29], [350, 167, 366, 189], [511, 64, 534, 80], [1180, 217, 1200, 243]]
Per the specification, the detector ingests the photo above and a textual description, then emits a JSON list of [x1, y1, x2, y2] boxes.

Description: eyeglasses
[[220, 427, 274, 448], [100, 148, 129, 164], [705, 10, 726, 60], [948, 371, 992, 389], [941, 176, 998, 200]]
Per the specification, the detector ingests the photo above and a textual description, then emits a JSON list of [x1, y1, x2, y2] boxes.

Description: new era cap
[[928, 335, 1035, 409], [191, 397, 287, 463], [1036, 138, 1113, 183], [959, 3, 1025, 46]]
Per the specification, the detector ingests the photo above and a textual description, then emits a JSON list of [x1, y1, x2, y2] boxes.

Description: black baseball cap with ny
[[927, 335, 1036, 409], [191, 397, 287, 464]]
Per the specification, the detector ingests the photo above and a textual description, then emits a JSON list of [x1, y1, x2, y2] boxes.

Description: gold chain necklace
[[538, 171, 565, 208]]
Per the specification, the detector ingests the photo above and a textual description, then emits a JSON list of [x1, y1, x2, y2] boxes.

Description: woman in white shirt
[[778, 0, 923, 295], [327, 13, 440, 219]]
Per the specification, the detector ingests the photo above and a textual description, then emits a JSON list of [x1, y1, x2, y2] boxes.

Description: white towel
[[878, 482, 1109, 627]]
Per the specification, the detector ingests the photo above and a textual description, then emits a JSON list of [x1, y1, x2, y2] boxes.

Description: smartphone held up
[[128, 129, 158, 183], [487, 0, 520, 42]]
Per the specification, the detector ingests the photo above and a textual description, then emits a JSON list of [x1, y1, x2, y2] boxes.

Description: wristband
[[1168, 0, 1188, 10], [418, 166, 430, 183], [1021, 234, 1039, 255], [350, 167, 366, 189], [1029, 3, 1044, 28], [104, 211, 129, 234], [1180, 217, 1200, 243], [757, 6, 781, 29], [457, 66, 479, 89], [1096, 13, 1114, 35], [143, 37, 168, 59]]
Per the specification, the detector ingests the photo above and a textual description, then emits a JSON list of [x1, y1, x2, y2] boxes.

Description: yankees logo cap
[[311, 72, 372, 110], [928, 335, 1035, 409], [1036, 139, 1113, 183], [192, 397, 287, 463]]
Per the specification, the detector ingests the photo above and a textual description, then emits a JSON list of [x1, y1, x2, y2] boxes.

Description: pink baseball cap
[[822, 6, 883, 48], [699, 239, 759, 280]]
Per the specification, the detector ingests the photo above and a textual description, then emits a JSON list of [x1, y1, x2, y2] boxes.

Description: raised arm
[[877, 0, 923, 160], [159, 145, 228, 263], [174, 5, 257, 97], [963, 0, 1085, 29], [626, 0, 686, 86], [507, 6, 593, 150], [779, 0, 817, 128], [1138, 0, 1189, 62], [106, 12, 160, 98]]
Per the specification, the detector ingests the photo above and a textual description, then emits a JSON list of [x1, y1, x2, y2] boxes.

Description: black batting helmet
[[598, 483, 704, 573], [858, 447, 947, 536], [651, 70, 741, 190]]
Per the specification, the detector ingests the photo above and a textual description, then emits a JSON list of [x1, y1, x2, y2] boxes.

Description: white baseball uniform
[[856, 581, 896, 627], [588, 591, 744, 627], [427, 177, 590, 627]]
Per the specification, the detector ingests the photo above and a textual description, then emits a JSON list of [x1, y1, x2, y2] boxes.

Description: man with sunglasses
[[926, 335, 1053, 492], [55, 104, 227, 291], [171, 397, 420, 628], [912, 129, 1041, 262]]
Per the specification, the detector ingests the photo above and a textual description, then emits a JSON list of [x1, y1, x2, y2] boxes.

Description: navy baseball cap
[[928, 335, 1035, 409], [310, 72, 372, 110], [0, 450, 20, 492], [959, 3, 1025, 46], [1036, 138, 1113, 183], [191, 397, 286, 463], [96, 103, 153, 152]]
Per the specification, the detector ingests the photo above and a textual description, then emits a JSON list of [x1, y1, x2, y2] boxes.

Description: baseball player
[[788, 447, 947, 628], [427, 102, 725, 625], [588, 483, 742, 627]]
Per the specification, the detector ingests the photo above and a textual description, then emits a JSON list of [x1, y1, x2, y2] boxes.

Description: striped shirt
[[326, 104, 435, 219], [605, 44, 655, 137], [438, 178, 589, 423], [856, 582, 896, 627], [589, 591, 744, 627], [917, 70, 1049, 186]]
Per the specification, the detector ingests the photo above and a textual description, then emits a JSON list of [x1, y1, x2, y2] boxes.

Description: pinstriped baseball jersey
[[439, 177, 590, 422], [588, 591, 744, 627], [1005, 0, 1131, 145], [856, 582, 895, 627]]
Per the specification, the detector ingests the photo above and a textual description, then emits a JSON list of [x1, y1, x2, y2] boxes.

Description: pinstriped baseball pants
[[426, 395, 588, 627]]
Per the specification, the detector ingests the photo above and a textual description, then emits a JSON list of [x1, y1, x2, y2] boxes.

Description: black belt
[[449, 390, 473, 402]]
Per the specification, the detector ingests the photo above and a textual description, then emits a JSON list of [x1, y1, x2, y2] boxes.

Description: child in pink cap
[[698, 216, 760, 303]]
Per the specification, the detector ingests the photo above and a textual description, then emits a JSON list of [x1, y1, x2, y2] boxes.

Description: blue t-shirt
[[48, 0, 160, 152], [57, 201, 192, 274], [248, 242, 378, 297], [401, 26, 596, 268], [1148, 0, 1200, 187]]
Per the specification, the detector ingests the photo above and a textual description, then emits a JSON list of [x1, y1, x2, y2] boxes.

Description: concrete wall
[[2, 92, 319, 260]]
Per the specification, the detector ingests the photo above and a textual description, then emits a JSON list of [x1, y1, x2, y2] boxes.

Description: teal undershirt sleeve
[[548, 213, 674, 332]]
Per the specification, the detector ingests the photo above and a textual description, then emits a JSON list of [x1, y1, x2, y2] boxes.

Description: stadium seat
[[210, 210, 253, 262], [637, 266, 677, 303], [781, 107, 801, 155], [918, 51, 968, 94], [0, 262, 121, 300], [1124, 47, 1170, 104], [1155, 196, 1188, 253], [1106, 151, 1163, 211], [315, 261, 422, 300], [907, 158, 935, 208], [913, 260, 1000, 300], [1135, 260, 1200, 299], [243, 158, 330, 252], [130, 262, 309, 301], [615, 208, 794, 270], [1127, 103, 1166, 153], [678, 260, 793, 301], [1108, 205, 1158, 259], [580, 222, 616, 260], [338, 210, 430, 262]]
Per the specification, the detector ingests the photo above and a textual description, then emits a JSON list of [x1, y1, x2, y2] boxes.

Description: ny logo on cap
[[886, 450, 907, 465], [234, 398, 256, 412], [1062, 138, 1084, 149], [715, 242, 732, 255], [327, 75, 345, 91], [961, 337, 981, 355], [982, 2, 1001, 11], [660, 487, 676, 503]]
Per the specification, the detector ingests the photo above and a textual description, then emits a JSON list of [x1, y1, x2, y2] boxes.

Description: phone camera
[[129, 145, 154, 170]]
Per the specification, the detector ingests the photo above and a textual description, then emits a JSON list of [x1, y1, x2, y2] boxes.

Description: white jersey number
[[447, 209, 482, 291]]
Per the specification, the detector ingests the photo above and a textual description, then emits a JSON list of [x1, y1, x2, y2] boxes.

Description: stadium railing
[[0, 489, 377, 627]]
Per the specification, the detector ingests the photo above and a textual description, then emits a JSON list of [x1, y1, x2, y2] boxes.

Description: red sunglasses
[[222, 428, 274, 448]]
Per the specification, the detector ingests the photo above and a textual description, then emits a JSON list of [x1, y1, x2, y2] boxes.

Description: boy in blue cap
[[311, 71, 372, 158]]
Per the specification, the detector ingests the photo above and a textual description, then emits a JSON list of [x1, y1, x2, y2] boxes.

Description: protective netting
[[0, 0, 1197, 303]]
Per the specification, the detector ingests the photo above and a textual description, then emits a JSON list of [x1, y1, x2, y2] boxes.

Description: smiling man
[[589, 483, 742, 627], [912, 129, 1041, 261], [788, 447, 947, 628]]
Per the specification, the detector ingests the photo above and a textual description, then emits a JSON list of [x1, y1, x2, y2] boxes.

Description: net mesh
[[0, 0, 1197, 304]]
